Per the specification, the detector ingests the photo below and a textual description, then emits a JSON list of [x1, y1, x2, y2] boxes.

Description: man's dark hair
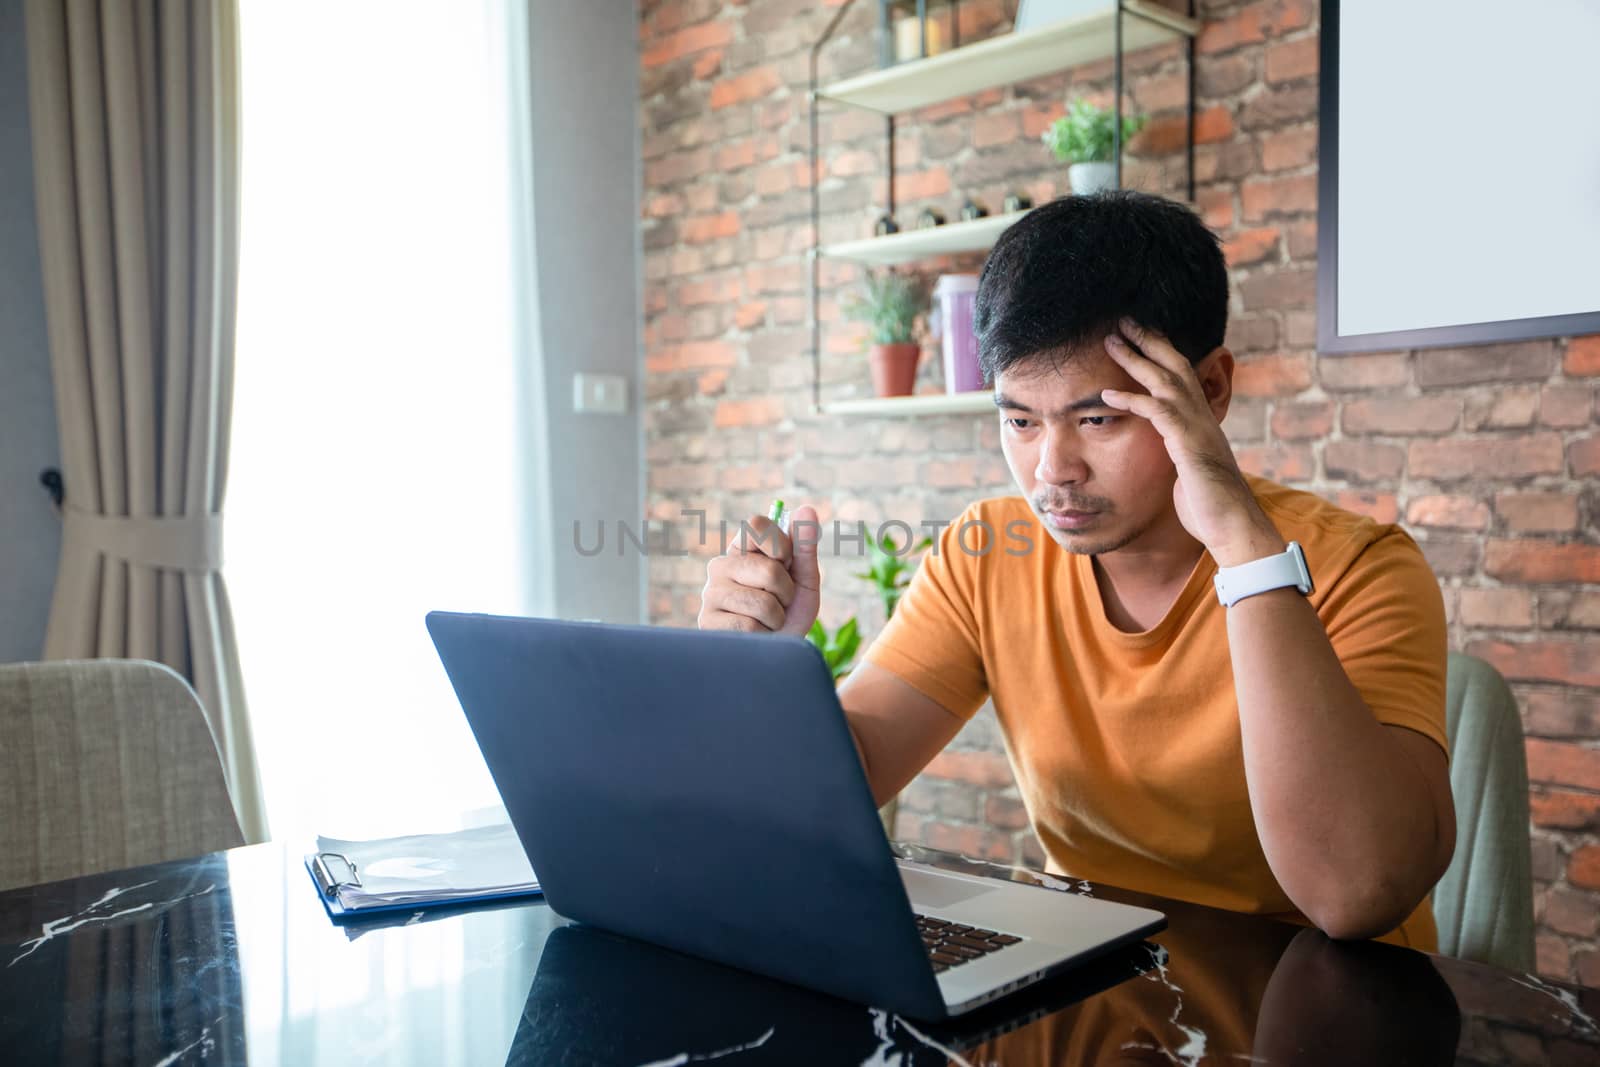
[[974, 191, 1229, 380]]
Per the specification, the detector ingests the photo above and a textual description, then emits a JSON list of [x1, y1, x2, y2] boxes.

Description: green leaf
[[842, 269, 928, 345], [807, 616, 861, 679], [1042, 98, 1148, 164], [835, 620, 861, 663]]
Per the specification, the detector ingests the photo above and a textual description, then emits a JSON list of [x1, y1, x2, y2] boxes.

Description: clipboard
[[303, 823, 543, 922]]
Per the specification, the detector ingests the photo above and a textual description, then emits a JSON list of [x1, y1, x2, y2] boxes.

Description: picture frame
[[1316, 0, 1600, 353]]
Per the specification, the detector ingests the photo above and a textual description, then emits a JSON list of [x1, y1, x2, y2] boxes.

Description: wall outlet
[[572, 372, 629, 415]]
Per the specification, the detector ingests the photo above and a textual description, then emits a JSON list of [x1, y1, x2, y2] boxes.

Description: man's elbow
[[1307, 900, 1410, 942], [1311, 797, 1458, 941], [1303, 879, 1418, 941]]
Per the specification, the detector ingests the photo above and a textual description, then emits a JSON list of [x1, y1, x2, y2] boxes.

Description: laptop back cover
[[427, 611, 946, 1019]]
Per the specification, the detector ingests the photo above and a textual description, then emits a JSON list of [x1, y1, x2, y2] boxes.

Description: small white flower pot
[[1068, 161, 1118, 196]]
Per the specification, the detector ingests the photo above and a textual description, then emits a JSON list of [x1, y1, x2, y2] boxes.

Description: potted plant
[[1041, 97, 1147, 196], [856, 529, 934, 621], [844, 270, 926, 397], [807, 616, 861, 682]]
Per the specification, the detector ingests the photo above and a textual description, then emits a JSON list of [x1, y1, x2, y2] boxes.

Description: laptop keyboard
[[914, 913, 1023, 973]]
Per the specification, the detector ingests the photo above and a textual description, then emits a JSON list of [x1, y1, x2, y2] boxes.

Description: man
[[698, 192, 1455, 947]]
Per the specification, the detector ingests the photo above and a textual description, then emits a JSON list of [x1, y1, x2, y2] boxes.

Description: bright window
[[231, 0, 530, 842]]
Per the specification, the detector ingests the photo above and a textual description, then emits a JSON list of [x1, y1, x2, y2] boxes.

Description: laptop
[[427, 611, 1165, 1019]]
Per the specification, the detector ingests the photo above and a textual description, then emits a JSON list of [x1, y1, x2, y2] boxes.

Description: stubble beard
[[1042, 509, 1158, 558]]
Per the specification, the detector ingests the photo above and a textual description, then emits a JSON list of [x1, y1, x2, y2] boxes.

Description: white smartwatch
[[1213, 541, 1314, 608]]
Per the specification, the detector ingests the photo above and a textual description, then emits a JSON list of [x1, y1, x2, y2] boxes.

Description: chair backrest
[[0, 659, 245, 891], [1433, 652, 1535, 972]]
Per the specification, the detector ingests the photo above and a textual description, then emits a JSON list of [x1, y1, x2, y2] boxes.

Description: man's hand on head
[[1099, 318, 1285, 567]]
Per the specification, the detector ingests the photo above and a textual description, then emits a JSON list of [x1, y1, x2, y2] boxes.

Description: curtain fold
[[25, 0, 267, 843]]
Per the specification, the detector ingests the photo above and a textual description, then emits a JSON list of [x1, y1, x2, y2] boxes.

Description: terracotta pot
[[869, 342, 921, 397]]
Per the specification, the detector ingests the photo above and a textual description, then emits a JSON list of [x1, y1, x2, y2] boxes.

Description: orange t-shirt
[[864, 475, 1449, 949]]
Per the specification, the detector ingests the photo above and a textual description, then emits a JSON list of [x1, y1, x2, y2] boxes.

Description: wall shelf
[[807, 0, 1201, 414], [819, 209, 1029, 266], [816, 391, 995, 417], [816, 1, 1199, 116]]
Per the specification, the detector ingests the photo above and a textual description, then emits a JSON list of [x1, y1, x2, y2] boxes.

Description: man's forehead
[[993, 389, 1113, 413], [993, 349, 1124, 411]]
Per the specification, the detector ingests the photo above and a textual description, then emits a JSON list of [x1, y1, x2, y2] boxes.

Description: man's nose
[[1035, 426, 1088, 485]]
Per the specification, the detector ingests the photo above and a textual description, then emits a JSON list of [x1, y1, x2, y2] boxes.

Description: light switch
[[572, 372, 629, 414]]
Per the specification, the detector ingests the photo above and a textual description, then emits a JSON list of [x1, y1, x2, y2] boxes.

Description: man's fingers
[[699, 504, 825, 637], [708, 552, 796, 609], [1108, 318, 1206, 401], [1117, 317, 1193, 378], [725, 514, 792, 565], [704, 584, 786, 632], [699, 610, 766, 634], [1104, 386, 1239, 478], [1103, 332, 1202, 406], [1101, 388, 1182, 436]]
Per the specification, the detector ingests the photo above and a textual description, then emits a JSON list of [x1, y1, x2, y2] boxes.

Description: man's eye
[[1080, 415, 1116, 428], [1004, 417, 1033, 430]]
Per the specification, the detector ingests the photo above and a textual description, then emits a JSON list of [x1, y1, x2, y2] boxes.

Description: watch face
[[1289, 542, 1314, 595]]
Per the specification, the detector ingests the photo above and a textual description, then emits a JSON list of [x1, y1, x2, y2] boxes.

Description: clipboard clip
[[311, 851, 361, 898]]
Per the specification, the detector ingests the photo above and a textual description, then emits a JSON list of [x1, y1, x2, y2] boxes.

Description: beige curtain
[[24, 0, 267, 842]]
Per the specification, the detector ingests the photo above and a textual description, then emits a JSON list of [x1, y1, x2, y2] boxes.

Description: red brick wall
[[638, 0, 1600, 982]]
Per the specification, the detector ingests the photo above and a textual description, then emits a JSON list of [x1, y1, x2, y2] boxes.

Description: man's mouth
[[1042, 508, 1101, 530]]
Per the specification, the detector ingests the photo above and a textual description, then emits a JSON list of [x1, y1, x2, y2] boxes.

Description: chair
[[0, 659, 245, 892], [1432, 652, 1535, 972], [879, 796, 899, 839]]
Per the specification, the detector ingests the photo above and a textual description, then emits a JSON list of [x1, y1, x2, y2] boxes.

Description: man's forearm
[[838, 662, 971, 811], [1226, 587, 1451, 939], [845, 721, 882, 805], [1092, 320, 1452, 937]]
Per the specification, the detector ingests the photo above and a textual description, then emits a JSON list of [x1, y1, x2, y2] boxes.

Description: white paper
[[314, 822, 539, 909]]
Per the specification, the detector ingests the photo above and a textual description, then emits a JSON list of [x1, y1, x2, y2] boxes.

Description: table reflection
[[503, 920, 1159, 1064], [226, 844, 551, 1065], [1, 840, 1596, 1066], [501, 886, 1461, 1066], [969, 918, 1462, 1065], [0, 860, 246, 1065]]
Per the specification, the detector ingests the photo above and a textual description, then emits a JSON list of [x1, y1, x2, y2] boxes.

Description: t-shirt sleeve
[[861, 506, 991, 721], [1318, 527, 1450, 757]]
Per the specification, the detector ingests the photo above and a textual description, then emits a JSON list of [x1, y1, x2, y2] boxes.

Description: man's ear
[[1194, 347, 1234, 422]]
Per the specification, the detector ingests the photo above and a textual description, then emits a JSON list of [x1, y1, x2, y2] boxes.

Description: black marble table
[[0, 839, 1595, 1065]]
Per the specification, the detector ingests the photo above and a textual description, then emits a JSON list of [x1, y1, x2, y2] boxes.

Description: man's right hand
[[698, 502, 967, 808], [697, 504, 821, 637]]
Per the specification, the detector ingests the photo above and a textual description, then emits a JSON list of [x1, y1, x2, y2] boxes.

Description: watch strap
[[1213, 541, 1313, 608]]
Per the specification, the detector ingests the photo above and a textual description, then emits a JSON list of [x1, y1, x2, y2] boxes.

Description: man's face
[[994, 342, 1180, 556]]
